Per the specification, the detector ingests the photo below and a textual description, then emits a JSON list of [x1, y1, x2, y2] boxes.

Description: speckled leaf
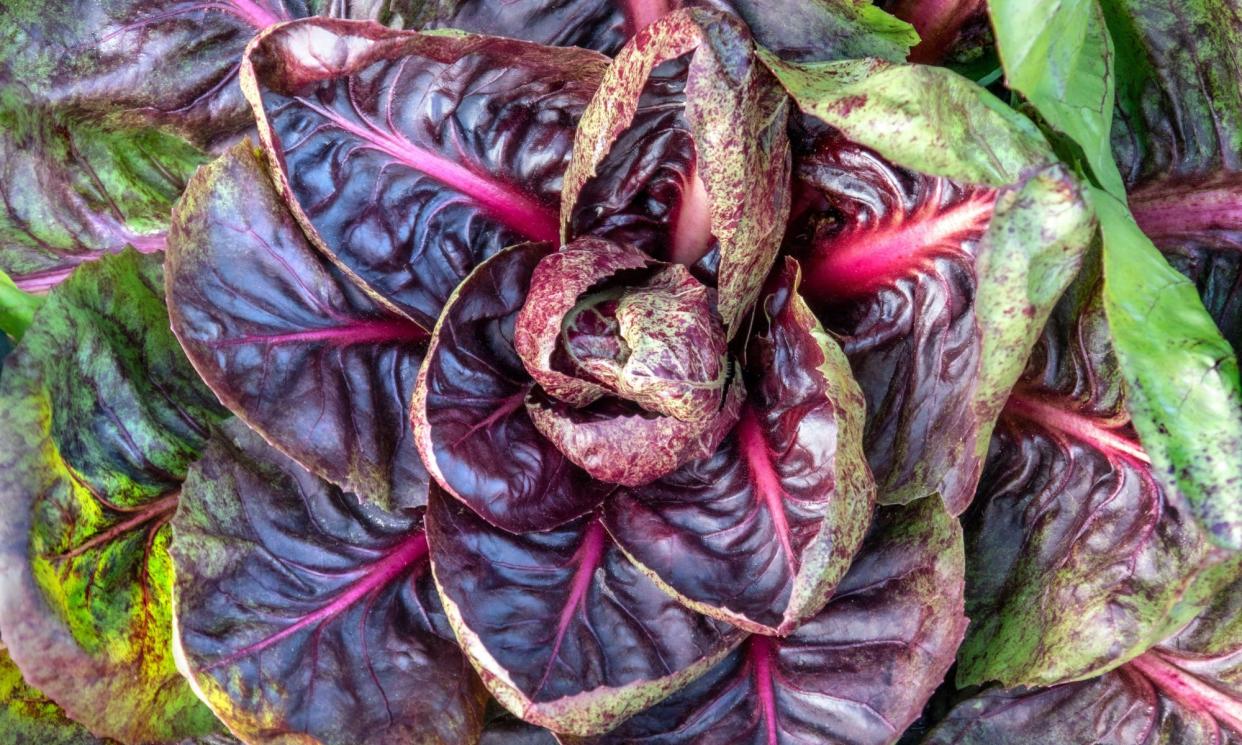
[[426, 487, 742, 737], [927, 574, 1242, 744], [0, 250, 228, 744], [763, 55, 1052, 187], [171, 420, 487, 745], [790, 137, 1093, 512], [0, 647, 108, 745], [243, 18, 607, 328], [413, 242, 610, 533], [0, 269, 42, 340], [572, 496, 966, 745], [605, 259, 875, 635], [957, 272, 1240, 689], [403, 0, 915, 61], [561, 8, 791, 340], [0, 110, 205, 293], [166, 141, 430, 511], [1101, 0, 1242, 549]]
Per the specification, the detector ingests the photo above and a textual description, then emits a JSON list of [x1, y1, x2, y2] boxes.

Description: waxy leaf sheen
[[172, 421, 487, 745], [957, 273, 1240, 688], [605, 259, 876, 634], [560, 8, 791, 340], [572, 496, 966, 745], [789, 133, 1093, 512], [427, 487, 742, 737], [243, 18, 608, 329], [167, 142, 430, 511], [0, 250, 227, 744]]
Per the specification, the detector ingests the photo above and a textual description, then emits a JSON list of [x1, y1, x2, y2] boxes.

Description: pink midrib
[[225, 0, 283, 28], [624, 0, 671, 35], [15, 233, 166, 293], [1004, 391, 1151, 465], [802, 193, 993, 302], [749, 635, 781, 745], [533, 519, 607, 698], [1128, 651, 1242, 735], [206, 532, 429, 670], [206, 318, 428, 348], [738, 408, 799, 579], [299, 103, 559, 244], [1130, 178, 1242, 245]]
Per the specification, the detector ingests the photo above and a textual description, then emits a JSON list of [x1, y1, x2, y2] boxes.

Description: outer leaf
[[0, 269, 42, 340], [167, 141, 430, 511], [413, 242, 610, 533], [0, 647, 107, 745], [573, 496, 967, 745], [172, 420, 486, 745], [0, 0, 322, 148], [763, 55, 1053, 187], [926, 576, 1242, 744], [243, 18, 608, 328], [701, 0, 917, 63], [605, 259, 875, 634], [560, 8, 791, 340], [0, 250, 227, 744], [1104, 0, 1242, 549], [987, 0, 1124, 197], [426, 488, 742, 737], [790, 145, 1093, 512], [0, 111, 205, 293], [957, 274, 1239, 689]]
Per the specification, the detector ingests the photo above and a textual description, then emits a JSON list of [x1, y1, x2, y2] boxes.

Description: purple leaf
[[605, 259, 875, 634], [574, 496, 967, 745], [412, 242, 610, 533], [166, 141, 430, 511], [425, 487, 742, 737], [561, 7, 791, 340], [956, 273, 1240, 688], [243, 18, 608, 328], [172, 421, 487, 744], [790, 132, 1092, 513]]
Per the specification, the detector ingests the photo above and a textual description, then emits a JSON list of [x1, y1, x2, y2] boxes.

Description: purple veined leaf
[[0, 250, 229, 744], [0, 112, 207, 294], [560, 7, 791, 340], [166, 141, 430, 512], [412, 242, 613, 533], [0, 0, 324, 149], [924, 574, 1242, 745], [425, 486, 743, 737], [171, 420, 488, 745], [604, 258, 875, 635], [788, 131, 1093, 513], [570, 496, 966, 745], [393, 0, 630, 54], [241, 18, 609, 329], [955, 272, 1241, 689]]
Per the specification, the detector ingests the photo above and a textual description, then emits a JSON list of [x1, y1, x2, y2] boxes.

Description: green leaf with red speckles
[[171, 421, 488, 745], [957, 267, 1241, 689], [0, 646, 108, 745], [0, 249, 228, 744], [560, 7, 792, 340]]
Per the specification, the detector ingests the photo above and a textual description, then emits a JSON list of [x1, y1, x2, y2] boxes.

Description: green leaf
[[0, 250, 229, 743], [0, 109, 206, 293], [0, 646, 106, 745], [0, 269, 42, 340], [987, 0, 1125, 197], [1093, 186, 1242, 549], [760, 54, 1054, 186]]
